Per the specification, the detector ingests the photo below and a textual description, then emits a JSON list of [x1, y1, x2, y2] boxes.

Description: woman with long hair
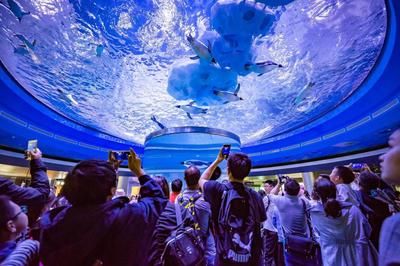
[[310, 178, 378, 266]]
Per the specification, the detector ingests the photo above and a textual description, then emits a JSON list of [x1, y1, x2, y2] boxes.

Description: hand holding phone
[[112, 151, 130, 161], [222, 144, 231, 159], [278, 175, 288, 184], [25, 140, 38, 160]]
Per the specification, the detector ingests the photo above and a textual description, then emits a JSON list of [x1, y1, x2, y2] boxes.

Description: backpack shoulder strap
[[265, 195, 271, 212], [301, 199, 316, 240], [175, 202, 183, 226]]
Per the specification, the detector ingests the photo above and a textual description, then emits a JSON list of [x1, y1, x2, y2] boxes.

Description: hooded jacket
[[40, 175, 168, 266]]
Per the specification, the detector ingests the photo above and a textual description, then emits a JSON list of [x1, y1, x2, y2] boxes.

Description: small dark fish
[[6, 0, 30, 22], [151, 115, 166, 130], [96, 44, 104, 57]]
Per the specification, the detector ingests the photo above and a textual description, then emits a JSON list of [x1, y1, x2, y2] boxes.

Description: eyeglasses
[[9, 211, 23, 221]]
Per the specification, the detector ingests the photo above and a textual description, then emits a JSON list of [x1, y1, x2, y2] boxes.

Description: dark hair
[[284, 179, 300, 196], [334, 166, 355, 184], [184, 166, 201, 188], [171, 179, 183, 193], [63, 160, 117, 206], [315, 178, 341, 218], [0, 196, 14, 227], [318, 174, 330, 180], [153, 176, 170, 199], [210, 166, 222, 181], [264, 180, 276, 186], [359, 172, 380, 192], [227, 153, 252, 180]]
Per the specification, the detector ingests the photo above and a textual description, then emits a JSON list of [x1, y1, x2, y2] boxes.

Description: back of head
[[63, 160, 117, 206], [318, 174, 330, 180], [171, 178, 183, 193], [359, 171, 380, 192], [153, 176, 170, 199], [0, 196, 13, 229], [315, 178, 341, 218], [184, 166, 200, 188], [227, 153, 252, 180], [284, 179, 300, 196], [335, 166, 355, 184], [210, 166, 222, 181]]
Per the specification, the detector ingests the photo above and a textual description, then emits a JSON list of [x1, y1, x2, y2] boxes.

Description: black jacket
[[40, 175, 168, 266], [0, 159, 49, 206]]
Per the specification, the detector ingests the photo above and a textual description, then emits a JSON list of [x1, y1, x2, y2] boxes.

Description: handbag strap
[[301, 199, 316, 241]]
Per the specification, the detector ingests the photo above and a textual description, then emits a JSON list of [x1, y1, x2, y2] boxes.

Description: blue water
[[0, 0, 387, 145]]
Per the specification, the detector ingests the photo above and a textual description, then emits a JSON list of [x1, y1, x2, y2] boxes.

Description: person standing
[[379, 129, 400, 266], [199, 148, 266, 266], [310, 178, 378, 266]]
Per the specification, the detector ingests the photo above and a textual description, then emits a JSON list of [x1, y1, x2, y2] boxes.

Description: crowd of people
[[0, 129, 399, 266]]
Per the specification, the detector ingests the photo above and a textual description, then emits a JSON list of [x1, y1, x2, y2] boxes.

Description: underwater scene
[[0, 0, 387, 145]]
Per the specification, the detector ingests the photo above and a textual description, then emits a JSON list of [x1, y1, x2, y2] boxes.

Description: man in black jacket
[[0, 149, 50, 224], [40, 149, 168, 266]]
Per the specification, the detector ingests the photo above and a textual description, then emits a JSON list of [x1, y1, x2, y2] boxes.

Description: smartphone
[[278, 175, 288, 184], [112, 151, 130, 161], [26, 139, 38, 160], [351, 163, 364, 172], [222, 144, 231, 159]]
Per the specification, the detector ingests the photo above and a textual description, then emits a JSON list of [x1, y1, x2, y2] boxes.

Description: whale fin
[[201, 109, 207, 114], [257, 73, 264, 77], [190, 55, 200, 60], [186, 112, 193, 120], [234, 83, 241, 94], [223, 101, 230, 105], [189, 101, 195, 106]]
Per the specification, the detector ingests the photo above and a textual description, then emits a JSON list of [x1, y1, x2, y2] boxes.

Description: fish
[[175, 101, 207, 120], [181, 160, 211, 169], [293, 81, 316, 106], [13, 45, 29, 55], [5, 0, 30, 22], [96, 44, 104, 57], [213, 84, 243, 104], [244, 60, 283, 76], [57, 89, 79, 106], [151, 115, 166, 130], [186, 33, 216, 64], [15, 34, 36, 50]]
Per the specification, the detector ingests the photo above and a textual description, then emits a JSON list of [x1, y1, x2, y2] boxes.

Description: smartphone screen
[[222, 144, 231, 159], [113, 151, 130, 161], [26, 140, 38, 160], [27, 139, 38, 152]]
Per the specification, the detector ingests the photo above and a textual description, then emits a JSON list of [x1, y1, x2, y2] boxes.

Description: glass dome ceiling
[[0, 0, 387, 145]]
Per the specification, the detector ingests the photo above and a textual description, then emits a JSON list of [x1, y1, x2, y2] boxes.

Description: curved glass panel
[[0, 0, 387, 144]]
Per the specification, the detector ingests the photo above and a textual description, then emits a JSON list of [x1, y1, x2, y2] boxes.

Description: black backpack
[[161, 202, 205, 266], [216, 184, 260, 264], [177, 192, 203, 232]]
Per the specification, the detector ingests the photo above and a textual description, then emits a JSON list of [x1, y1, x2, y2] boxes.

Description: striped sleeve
[[0, 240, 39, 266]]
